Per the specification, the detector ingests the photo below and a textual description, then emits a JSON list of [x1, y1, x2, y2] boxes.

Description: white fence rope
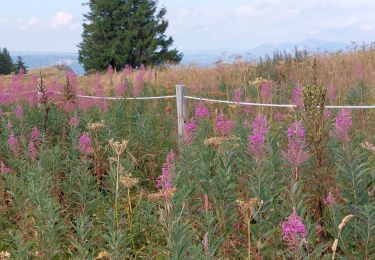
[[185, 96, 375, 109], [6, 89, 375, 109]]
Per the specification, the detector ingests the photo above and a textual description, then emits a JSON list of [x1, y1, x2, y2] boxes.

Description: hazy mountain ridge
[[10, 39, 349, 74]]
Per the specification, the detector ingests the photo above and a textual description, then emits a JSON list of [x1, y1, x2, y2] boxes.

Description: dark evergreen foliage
[[78, 0, 182, 72]]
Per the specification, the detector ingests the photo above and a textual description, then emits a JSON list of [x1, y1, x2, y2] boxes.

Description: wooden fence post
[[176, 85, 187, 139]]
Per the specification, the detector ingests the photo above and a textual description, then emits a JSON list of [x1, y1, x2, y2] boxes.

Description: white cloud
[[50, 12, 73, 28], [19, 17, 41, 30], [360, 24, 375, 31], [237, 6, 255, 16]]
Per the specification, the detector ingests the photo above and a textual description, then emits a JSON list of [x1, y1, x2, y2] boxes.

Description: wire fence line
[[6, 88, 375, 109]]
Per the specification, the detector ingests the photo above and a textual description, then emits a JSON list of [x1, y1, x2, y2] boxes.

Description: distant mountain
[[10, 51, 84, 75], [9, 39, 349, 73], [248, 38, 348, 58]]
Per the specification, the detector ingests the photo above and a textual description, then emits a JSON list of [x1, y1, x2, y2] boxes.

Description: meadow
[[0, 49, 374, 259]]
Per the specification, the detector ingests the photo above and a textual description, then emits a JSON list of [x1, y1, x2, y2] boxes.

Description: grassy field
[[0, 50, 374, 259]]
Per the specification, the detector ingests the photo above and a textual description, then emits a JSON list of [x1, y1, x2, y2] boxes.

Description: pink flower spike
[[195, 102, 210, 119], [78, 133, 94, 155], [335, 109, 352, 143], [31, 126, 40, 141], [281, 208, 307, 249]]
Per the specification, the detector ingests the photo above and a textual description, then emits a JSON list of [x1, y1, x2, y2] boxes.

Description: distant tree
[[13, 56, 28, 74], [0, 48, 13, 75], [78, 0, 182, 72]]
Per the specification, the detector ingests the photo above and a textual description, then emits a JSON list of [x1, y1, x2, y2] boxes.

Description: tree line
[[0, 48, 28, 75]]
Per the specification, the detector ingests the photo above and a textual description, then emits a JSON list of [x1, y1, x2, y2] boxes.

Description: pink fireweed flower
[[252, 114, 269, 135], [78, 133, 94, 155], [260, 81, 272, 103], [115, 81, 127, 97], [14, 105, 24, 120], [281, 208, 307, 249], [107, 65, 114, 81], [132, 71, 144, 97], [327, 83, 336, 103], [292, 85, 303, 109], [323, 108, 331, 120], [335, 109, 352, 143], [0, 161, 11, 174], [195, 102, 211, 119], [274, 111, 285, 122], [156, 151, 176, 200], [243, 119, 251, 129], [183, 120, 197, 143], [233, 88, 242, 102], [281, 121, 310, 169], [28, 141, 37, 160], [69, 116, 80, 127], [325, 191, 335, 207], [6, 121, 13, 130], [31, 127, 40, 141], [215, 113, 235, 136], [8, 132, 19, 155], [247, 133, 266, 158]]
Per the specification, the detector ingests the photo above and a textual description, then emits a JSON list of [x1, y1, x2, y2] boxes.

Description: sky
[[0, 0, 374, 53]]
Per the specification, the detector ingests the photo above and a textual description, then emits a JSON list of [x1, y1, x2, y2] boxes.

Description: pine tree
[[13, 56, 28, 74], [0, 48, 13, 75], [78, 0, 182, 72]]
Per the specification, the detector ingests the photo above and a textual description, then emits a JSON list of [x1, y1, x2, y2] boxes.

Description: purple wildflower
[[292, 85, 303, 109], [31, 127, 40, 141], [6, 121, 13, 130], [233, 88, 242, 102], [14, 105, 24, 120], [8, 132, 19, 155], [156, 151, 175, 198], [323, 108, 331, 120], [215, 113, 235, 136], [325, 191, 335, 207], [281, 208, 307, 249], [247, 133, 266, 158], [78, 133, 94, 155], [69, 116, 80, 127], [260, 81, 272, 103], [252, 114, 269, 135], [335, 109, 352, 143], [132, 71, 144, 97], [281, 121, 310, 169], [327, 83, 336, 103], [107, 65, 114, 81], [195, 102, 211, 119], [274, 111, 285, 122], [183, 120, 197, 143], [28, 141, 37, 160], [0, 162, 11, 174]]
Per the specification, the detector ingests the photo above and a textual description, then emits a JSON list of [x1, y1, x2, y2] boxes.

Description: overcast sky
[[0, 0, 374, 52]]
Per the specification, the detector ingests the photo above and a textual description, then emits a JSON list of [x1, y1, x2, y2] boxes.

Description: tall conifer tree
[[78, 0, 182, 71]]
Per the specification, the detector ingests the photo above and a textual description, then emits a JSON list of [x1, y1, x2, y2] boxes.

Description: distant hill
[[10, 39, 350, 74]]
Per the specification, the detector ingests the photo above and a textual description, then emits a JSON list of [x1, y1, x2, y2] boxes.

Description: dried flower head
[[338, 214, 353, 231], [119, 174, 139, 188], [88, 120, 105, 131], [109, 139, 129, 156], [95, 250, 111, 260], [0, 251, 10, 260], [361, 141, 375, 152]]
